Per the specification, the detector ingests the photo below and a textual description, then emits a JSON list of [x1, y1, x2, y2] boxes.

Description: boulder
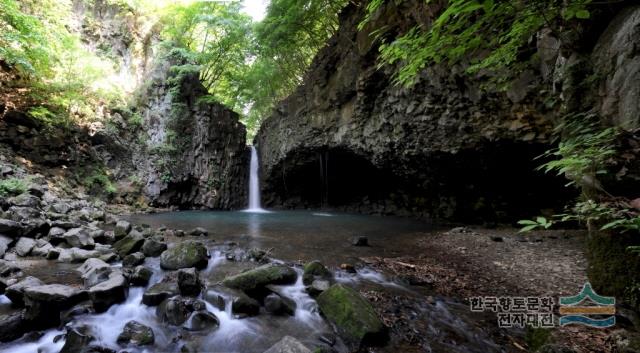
[[0, 310, 26, 342], [116, 320, 154, 346], [223, 264, 297, 293], [264, 293, 296, 316], [302, 261, 333, 285], [0, 219, 22, 237], [263, 336, 312, 353], [189, 227, 208, 236], [141, 238, 167, 257], [0, 259, 21, 277], [92, 230, 115, 245], [143, 281, 179, 306], [123, 252, 145, 267], [178, 267, 203, 296], [59, 325, 94, 353], [231, 292, 260, 317], [31, 239, 53, 257], [87, 270, 128, 312], [183, 310, 219, 331], [128, 266, 152, 286], [306, 279, 331, 297], [15, 237, 36, 257], [113, 232, 144, 257], [114, 220, 132, 239], [23, 284, 88, 328], [316, 284, 387, 350], [51, 202, 71, 214], [156, 296, 207, 326], [77, 258, 111, 287], [160, 241, 209, 270], [8, 194, 40, 208], [0, 235, 12, 257], [5, 276, 44, 306], [58, 248, 101, 263], [62, 228, 95, 250]]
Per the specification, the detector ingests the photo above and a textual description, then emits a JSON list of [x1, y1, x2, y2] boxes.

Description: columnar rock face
[[254, 1, 640, 221]]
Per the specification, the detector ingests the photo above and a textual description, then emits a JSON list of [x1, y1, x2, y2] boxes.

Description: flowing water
[[245, 146, 268, 213]]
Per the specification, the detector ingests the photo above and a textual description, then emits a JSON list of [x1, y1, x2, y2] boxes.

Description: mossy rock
[[160, 241, 209, 270], [222, 264, 297, 292], [302, 261, 333, 286], [316, 284, 387, 350], [113, 233, 144, 257]]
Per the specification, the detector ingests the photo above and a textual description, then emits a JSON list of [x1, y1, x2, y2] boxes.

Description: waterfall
[[246, 145, 268, 212]]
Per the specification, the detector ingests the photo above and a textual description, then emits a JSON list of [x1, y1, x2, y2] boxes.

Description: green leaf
[[519, 224, 538, 233], [575, 9, 590, 19]]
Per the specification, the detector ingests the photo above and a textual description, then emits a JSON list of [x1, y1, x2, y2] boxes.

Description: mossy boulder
[[113, 233, 145, 257], [316, 284, 387, 350], [222, 264, 297, 292], [117, 320, 154, 346], [160, 241, 209, 270], [302, 261, 333, 285]]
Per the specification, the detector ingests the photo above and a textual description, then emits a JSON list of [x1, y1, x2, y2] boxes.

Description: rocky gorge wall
[[254, 1, 640, 222]]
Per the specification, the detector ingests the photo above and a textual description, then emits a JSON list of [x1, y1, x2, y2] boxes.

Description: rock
[[189, 227, 208, 236], [231, 292, 260, 317], [23, 284, 88, 328], [204, 290, 226, 311], [15, 237, 36, 256], [490, 236, 504, 242], [87, 270, 128, 312], [0, 219, 22, 237], [143, 281, 179, 306], [0, 259, 21, 277], [302, 261, 333, 285], [183, 310, 219, 331], [263, 336, 312, 353], [178, 267, 203, 296], [129, 266, 152, 286], [123, 252, 145, 267], [156, 296, 207, 326], [340, 263, 356, 273], [5, 276, 44, 306], [51, 202, 71, 214], [46, 247, 60, 259], [264, 293, 296, 316], [0, 235, 11, 257], [306, 279, 331, 297], [48, 226, 66, 239], [31, 239, 53, 257], [58, 248, 101, 263], [8, 194, 40, 208], [222, 264, 297, 293], [141, 238, 167, 257], [160, 241, 209, 270], [60, 325, 94, 353], [316, 284, 387, 349], [351, 236, 369, 246], [60, 303, 94, 325], [63, 228, 95, 250], [117, 320, 154, 346], [0, 310, 26, 342], [113, 232, 145, 257], [114, 220, 132, 239], [77, 258, 112, 287], [92, 230, 114, 245]]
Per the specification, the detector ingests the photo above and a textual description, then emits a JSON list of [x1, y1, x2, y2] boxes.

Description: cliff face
[[254, 1, 639, 221]]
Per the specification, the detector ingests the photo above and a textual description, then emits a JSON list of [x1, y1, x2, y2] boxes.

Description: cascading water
[[245, 145, 269, 213]]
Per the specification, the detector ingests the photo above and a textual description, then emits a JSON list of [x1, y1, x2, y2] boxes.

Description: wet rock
[[113, 232, 145, 257], [247, 247, 269, 262], [15, 237, 36, 256], [0, 259, 21, 277], [117, 320, 155, 346], [31, 239, 53, 257], [88, 270, 128, 312], [0, 310, 26, 342], [8, 194, 40, 208], [160, 241, 209, 270], [141, 238, 167, 257], [60, 302, 94, 325], [223, 264, 297, 293], [351, 236, 369, 246], [156, 296, 207, 326], [189, 227, 208, 236], [263, 336, 312, 353], [143, 281, 179, 306], [339, 263, 356, 273], [5, 276, 44, 306], [114, 220, 132, 239], [183, 310, 219, 331], [302, 261, 333, 285], [77, 258, 112, 287], [306, 279, 331, 297], [129, 266, 152, 286], [60, 325, 94, 353], [316, 284, 387, 350], [231, 292, 260, 317], [123, 252, 145, 267], [204, 290, 226, 311], [264, 293, 296, 316], [58, 248, 101, 263], [0, 219, 22, 237], [92, 230, 114, 245], [23, 284, 88, 328], [178, 267, 203, 296], [0, 235, 12, 257], [62, 228, 95, 250], [46, 247, 61, 260]]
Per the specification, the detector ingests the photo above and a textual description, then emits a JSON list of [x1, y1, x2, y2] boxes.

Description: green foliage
[[83, 169, 117, 195], [0, 177, 28, 197], [524, 327, 551, 351], [518, 217, 553, 233], [361, 0, 592, 86]]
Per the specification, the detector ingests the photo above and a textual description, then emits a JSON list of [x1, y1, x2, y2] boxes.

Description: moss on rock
[[222, 264, 297, 292], [302, 260, 333, 285], [159, 241, 208, 270]]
